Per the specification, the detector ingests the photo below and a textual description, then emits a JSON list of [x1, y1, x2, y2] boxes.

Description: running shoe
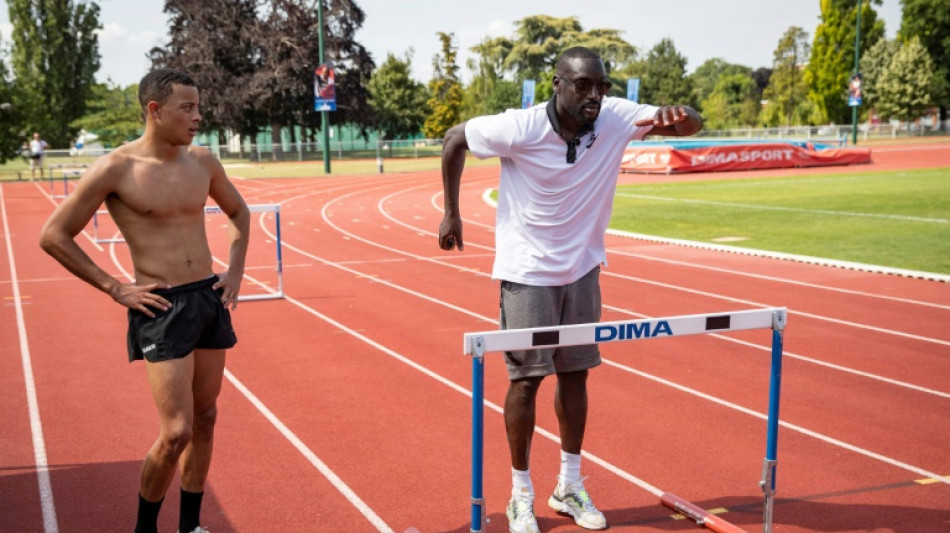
[[548, 477, 607, 530], [506, 496, 540, 533]]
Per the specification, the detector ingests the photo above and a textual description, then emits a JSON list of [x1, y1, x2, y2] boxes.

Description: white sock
[[558, 450, 582, 490], [511, 468, 534, 499]]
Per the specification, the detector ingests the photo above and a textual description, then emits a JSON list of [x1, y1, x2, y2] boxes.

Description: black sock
[[179, 488, 204, 533], [134, 493, 163, 533]]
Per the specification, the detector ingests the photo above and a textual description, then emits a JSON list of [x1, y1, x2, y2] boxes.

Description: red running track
[[1, 143, 948, 532]]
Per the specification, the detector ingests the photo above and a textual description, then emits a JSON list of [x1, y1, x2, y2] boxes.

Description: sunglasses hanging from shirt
[[565, 132, 597, 164]]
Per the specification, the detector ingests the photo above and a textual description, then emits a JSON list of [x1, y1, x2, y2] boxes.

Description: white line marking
[[1, 183, 59, 532], [615, 192, 948, 223], [105, 215, 395, 532], [226, 370, 395, 532], [605, 248, 950, 311], [271, 181, 950, 487]]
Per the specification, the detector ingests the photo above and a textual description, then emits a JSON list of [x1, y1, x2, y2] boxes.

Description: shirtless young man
[[39, 68, 250, 533]]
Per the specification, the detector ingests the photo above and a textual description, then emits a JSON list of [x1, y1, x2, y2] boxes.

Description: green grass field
[[612, 168, 950, 274]]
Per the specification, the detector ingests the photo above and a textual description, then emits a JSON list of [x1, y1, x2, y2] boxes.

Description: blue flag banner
[[314, 63, 337, 112], [522, 80, 536, 109], [627, 78, 640, 103]]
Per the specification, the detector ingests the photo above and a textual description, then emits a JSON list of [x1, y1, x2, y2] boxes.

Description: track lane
[[5, 141, 949, 532]]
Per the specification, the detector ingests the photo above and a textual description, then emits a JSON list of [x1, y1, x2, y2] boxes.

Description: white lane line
[[607, 229, 950, 283], [422, 187, 950, 347], [606, 248, 950, 311], [605, 269, 950, 348], [615, 192, 948, 224], [1, 183, 59, 532], [226, 369, 395, 532], [601, 303, 950, 400], [276, 184, 950, 487], [104, 212, 396, 533]]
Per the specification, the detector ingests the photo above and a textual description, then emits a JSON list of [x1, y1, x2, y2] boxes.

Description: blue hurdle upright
[[463, 307, 787, 533]]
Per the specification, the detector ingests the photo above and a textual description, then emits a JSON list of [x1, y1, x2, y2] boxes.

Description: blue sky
[[1, 0, 903, 87]]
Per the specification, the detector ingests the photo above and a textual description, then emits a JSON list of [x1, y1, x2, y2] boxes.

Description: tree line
[[0, 0, 947, 163]]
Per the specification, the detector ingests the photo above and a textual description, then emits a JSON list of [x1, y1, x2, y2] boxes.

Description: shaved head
[[556, 47, 602, 73]]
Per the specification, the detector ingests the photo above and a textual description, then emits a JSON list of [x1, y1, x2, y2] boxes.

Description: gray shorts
[[499, 266, 602, 380]]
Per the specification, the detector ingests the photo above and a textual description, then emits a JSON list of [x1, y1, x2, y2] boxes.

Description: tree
[[805, 0, 884, 124], [0, 57, 27, 163], [702, 73, 759, 129], [503, 15, 582, 82], [150, 0, 375, 150], [762, 27, 812, 127], [460, 36, 519, 119], [8, 0, 101, 148], [688, 58, 752, 112], [639, 38, 691, 106], [859, 37, 900, 112], [481, 15, 636, 102], [71, 81, 142, 147], [367, 52, 428, 139], [150, 0, 263, 143], [899, 0, 950, 129], [423, 32, 462, 139], [875, 36, 934, 124]]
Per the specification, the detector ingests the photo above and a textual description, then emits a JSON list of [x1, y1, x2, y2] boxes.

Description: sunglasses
[[558, 76, 612, 96]]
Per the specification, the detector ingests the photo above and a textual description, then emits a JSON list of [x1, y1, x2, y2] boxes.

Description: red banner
[[621, 142, 871, 173]]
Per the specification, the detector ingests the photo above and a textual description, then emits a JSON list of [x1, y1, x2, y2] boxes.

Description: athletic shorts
[[499, 266, 602, 380], [127, 276, 237, 363]]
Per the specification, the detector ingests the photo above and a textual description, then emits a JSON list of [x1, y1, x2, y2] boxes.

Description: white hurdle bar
[[92, 203, 284, 302], [463, 307, 787, 533]]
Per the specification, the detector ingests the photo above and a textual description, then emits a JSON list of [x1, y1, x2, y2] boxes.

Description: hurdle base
[[660, 492, 749, 533]]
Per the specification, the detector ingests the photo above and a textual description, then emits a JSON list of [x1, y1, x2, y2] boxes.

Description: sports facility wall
[[621, 139, 872, 174]]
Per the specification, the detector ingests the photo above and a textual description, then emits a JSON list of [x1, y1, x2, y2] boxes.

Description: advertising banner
[[621, 142, 872, 173], [314, 62, 337, 111]]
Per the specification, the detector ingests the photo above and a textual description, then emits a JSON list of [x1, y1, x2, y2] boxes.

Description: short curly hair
[[138, 68, 196, 113]]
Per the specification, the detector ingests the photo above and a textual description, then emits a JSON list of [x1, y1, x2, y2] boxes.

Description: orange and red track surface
[[2, 143, 948, 532]]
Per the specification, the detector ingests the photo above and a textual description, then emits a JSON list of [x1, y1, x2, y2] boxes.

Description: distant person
[[28, 132, 48, 180], [439, 46, 702, 532], [39, 68, 250, 533]]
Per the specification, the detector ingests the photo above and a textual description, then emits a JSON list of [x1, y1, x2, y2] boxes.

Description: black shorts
[[127, 276, 237, 363]]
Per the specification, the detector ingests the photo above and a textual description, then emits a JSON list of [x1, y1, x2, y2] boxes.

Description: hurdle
[[92, 203, 285, 302], [47, 163, 88, 198], [463, 307, 787, 533]]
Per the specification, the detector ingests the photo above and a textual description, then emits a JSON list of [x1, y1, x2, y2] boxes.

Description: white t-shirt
[[30, 139, 45, 156], [465, 96, 658, 286]]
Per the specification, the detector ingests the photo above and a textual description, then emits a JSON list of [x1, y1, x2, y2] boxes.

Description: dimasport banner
[[620, 142, 872, 173]]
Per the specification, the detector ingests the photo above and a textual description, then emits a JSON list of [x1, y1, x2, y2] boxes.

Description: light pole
[[851, 0, 862, 146], [317, 1, 331, 174]]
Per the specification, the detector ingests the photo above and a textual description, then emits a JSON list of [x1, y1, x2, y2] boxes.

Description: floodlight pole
[[851, 0, 862, 146], [318, 0, 331, 174]]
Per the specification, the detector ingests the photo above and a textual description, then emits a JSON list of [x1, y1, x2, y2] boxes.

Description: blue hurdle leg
[[761, 324, 785, 533], [471, 337, 485, 532]]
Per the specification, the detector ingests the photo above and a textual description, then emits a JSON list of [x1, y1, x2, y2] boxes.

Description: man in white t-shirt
[[439, 46, 702, 533], [29, 132, 49, 180]]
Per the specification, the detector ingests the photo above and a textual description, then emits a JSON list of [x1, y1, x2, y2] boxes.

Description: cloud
[[96, 22, 160, 47]]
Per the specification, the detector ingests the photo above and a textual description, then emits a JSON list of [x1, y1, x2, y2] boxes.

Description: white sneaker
[[506, 495, 540, 533], [178, 528, 209, 533], [548, 477, 607, 530]]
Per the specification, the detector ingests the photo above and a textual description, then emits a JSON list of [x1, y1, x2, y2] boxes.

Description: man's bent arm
[[439, 121, 468, 251], [208, 156, 251, 308], [39, 162, 124, 298]]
